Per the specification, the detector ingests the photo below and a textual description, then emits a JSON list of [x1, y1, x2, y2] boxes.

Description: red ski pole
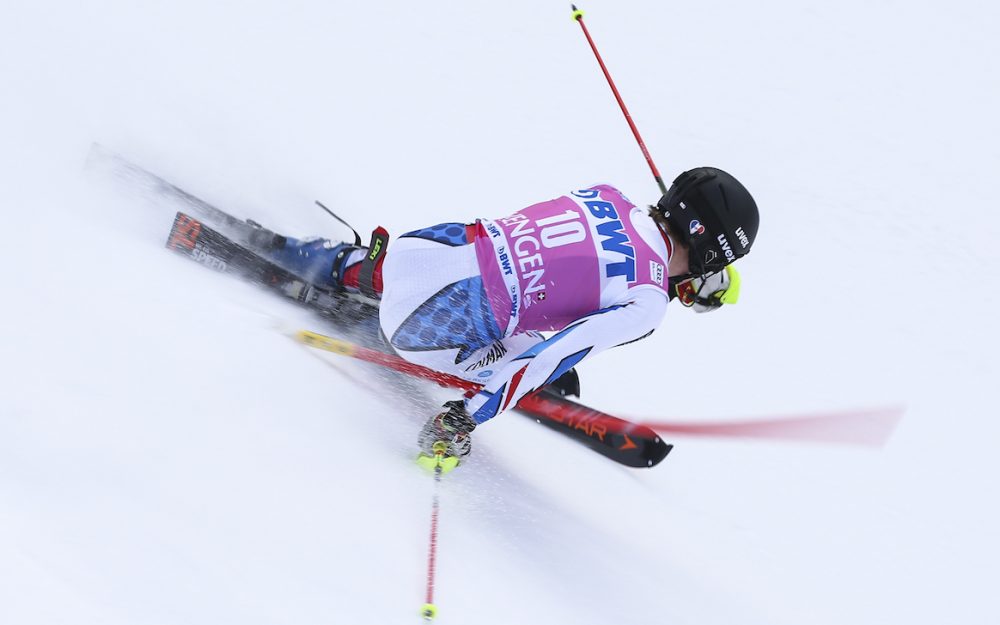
[[571, 5, 669, 196], [421, 450, 445, 621]]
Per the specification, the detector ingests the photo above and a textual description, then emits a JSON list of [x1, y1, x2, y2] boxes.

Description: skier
[[267, 167, 759, 461]]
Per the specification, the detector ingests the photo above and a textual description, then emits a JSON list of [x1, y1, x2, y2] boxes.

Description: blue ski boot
[[266, 236, 363, 291]]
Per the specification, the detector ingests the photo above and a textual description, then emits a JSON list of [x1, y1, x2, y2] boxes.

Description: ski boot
[[546, 367, 581, 398], [265, 236, 365, 291]]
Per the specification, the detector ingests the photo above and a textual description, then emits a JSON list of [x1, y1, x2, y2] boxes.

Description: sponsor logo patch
[[649, 260, 664, 286], [689, 219, 705, 236]]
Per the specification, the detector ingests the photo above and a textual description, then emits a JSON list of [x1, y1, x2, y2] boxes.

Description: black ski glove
[[418, 400, 477, 458]]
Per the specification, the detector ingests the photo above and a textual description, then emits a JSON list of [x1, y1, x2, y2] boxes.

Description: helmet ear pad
[[656, 167, 759, 275]]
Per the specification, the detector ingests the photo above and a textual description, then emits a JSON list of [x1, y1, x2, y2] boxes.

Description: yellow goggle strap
[[719, 265, 741, 305]]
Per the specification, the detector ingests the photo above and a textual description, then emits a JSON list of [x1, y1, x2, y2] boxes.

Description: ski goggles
[[673, 265, 741, 309]]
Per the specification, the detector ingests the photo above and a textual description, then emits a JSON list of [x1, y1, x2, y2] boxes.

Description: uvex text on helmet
[[656, 167, 759, 275]]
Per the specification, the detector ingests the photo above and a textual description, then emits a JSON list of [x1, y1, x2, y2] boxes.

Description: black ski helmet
[[656, 167, 759, 275]]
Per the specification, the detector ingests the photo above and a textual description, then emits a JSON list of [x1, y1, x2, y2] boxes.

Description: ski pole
[[572, 5, 747, 290], [571, 5, 669, 196], [420, 444, 448, 621]]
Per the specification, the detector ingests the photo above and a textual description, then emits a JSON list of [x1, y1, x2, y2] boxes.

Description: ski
[[88, 144, 289, 256], [164, 211, 380, 325], [294, 330, 672, 468]]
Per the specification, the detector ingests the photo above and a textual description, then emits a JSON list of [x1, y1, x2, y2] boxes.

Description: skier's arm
[[464, 289, 668, 424]]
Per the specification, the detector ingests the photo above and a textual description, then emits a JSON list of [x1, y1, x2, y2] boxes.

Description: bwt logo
[[508, 285, 520, 318], [583, 199, 636, 282], [497, 245, 513, 276]]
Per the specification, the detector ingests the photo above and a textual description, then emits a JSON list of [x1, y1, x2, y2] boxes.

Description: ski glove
[[418, 400, 476, 458], [674, 265, 741, 313]]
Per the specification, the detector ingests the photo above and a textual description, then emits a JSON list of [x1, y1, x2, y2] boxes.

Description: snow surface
[[2, 1, 998, 623]]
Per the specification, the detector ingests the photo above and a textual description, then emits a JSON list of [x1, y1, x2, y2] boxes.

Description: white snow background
[[2, 1, 998, 624]]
